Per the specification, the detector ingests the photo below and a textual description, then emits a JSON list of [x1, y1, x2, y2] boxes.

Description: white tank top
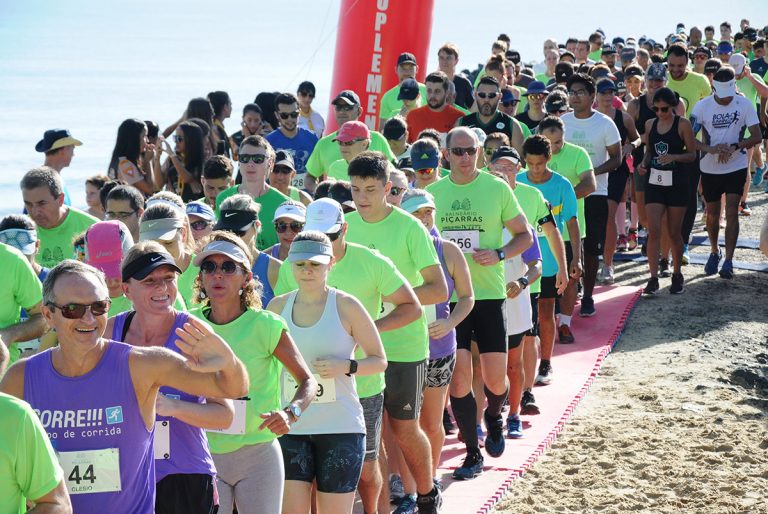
[[281, 288, 365, 435]]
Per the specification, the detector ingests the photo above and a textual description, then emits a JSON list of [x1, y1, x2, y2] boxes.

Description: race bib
[[58, 448, 121, 495], [15, 338, 41, 358], [649, 168, 672, 187], [154, 420, 170, 460], [380, 301, 395, 318], [207, 399, 248, 435], [292, 173, 306, 189], [442, 230, 479, 253], [283, 372, 336, 404]]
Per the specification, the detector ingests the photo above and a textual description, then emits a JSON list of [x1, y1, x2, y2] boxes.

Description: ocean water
[[1, 0, 764, 214]]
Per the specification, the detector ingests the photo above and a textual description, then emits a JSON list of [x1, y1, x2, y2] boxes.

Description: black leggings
[[681, 161, 701, 245]]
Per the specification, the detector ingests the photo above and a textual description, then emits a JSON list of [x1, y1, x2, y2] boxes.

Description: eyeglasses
[[339, 139, 365, 146], [449, 147, 478, 156], [239, 153, 267, 164], [47, 300, 111, 319], [502, 100, 519, 107], [567, 89, 590, 97], [334, 105, 355, 112], [200, 260, 240, 275], [278, 111, 300, 120], [389, 187, 406, 196], [527, 93, 547, 100], [105, 210, 136, 220], [174, 135, 184, 143], [190, 220, 211, 230], [275, 221, 304, 233], [653, 106, 670, 113], [477, 92, 499, 99], [298, 91, 315, 98]]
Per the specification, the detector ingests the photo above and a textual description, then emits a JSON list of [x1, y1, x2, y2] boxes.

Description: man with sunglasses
[[458, 76, 525, 155], [0, 259, 248, 513], [296, 81, 325, 138], [328, 121, 372, 180], [427, 127, 532, 479], [305, 90, 395, 193], [406, 71, 465, 143], [266, 93, 318, 192]]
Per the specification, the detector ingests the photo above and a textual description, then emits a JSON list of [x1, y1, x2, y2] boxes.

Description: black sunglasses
[[275, 221, 304, 233], [190, 220, 211, 230], [47, 300, 111, 319], [653, 106, 670, 113], [239, 154, 267, 164], [449, 147, 478, 156], [299, 91, 315, 98], [477, 92, 499, 99], [200, 260, 240, 275], [278, 112, 300, 120], [389, 187, 405, 196]]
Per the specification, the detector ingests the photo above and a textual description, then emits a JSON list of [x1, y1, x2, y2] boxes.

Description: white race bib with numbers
[[442, 230, 479, 253], [292, 173, 306, 190], [154, 420, 170, 460], [59, 448, 121, 495], [283, 373, 336, 404], [649, 168, 672, 187], [207, 399, 247, 435]]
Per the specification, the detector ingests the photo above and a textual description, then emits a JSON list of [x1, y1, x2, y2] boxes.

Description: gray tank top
[[281, 288, 365, 435]]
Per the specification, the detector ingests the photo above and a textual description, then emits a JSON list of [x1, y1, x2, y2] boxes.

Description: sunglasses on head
[[653, 106, 670, 113], [200, 260, 240, 275], [389, 187, 405, 196], [174, 135, 184, 143], [449, 147, 478, 156], [47, 300, 110, 319], [239, 153, 267, 164], [477, 92, 499, 99], [190, 220, 211, 230], [275, 221, 304, 233], [278, 111, 300, 120]]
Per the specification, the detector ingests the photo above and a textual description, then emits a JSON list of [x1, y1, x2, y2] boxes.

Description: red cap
[[333, 121, 370, 143]]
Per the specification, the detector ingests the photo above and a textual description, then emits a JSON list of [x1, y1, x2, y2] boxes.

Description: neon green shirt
[[548, 142, 591, 240], [192, 307, 287, 453], [427, 171, 523, 300], [36, 207, 98, 268], [274, 242, 406, 397], [510, 183, 551, 294], [306, 131, 395, 179], [327, 159, 350, 181], [588, 49, 602, 62], [0, 244, 42, 364], [346, 207, 439, 362], [215, 186, 290, 250], [176, 259, 200, 308], [666, 71, 712, 117], [737, 74, 765, 106], [0, 392, 63, 514], [379, 82, 428, 121]]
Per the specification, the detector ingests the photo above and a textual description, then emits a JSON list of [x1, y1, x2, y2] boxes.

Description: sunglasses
[[653, 106, 670, 113], [389, 187, 405, 196], [334, 105, 355, 112], [298, 91, 315, 98], [275, 221, 304, 233], [416, 168, 434, 174], [339, 139, 365, 146], [200, 260, 240, 275], [502, 100, 519, 107], [190, 220, 211, 230], [174, 135, 185, 143], [278, 111, 300, 120], [449, 147, 478, 156], [239, 153, 267, 164], [527, 93, 547, 100], [477, 92, 499, 99], [271, 165, 294, 174], [47, 300, 110, 319]]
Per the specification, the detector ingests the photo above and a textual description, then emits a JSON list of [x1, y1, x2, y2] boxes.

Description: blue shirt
[[265, 128, 319, 174], [517, 170, 577, 277]]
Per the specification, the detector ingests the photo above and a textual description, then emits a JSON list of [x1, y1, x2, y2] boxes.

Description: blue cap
[[501, 89, 516, 102], [397, 78, 420, 101], [717, 41, 733, 54], [596, 79, 618, 93], [410, 145, 439, 170], [186, 201, 215, 222], [523, 81, 548, 96], [646, 63, 667, 81]]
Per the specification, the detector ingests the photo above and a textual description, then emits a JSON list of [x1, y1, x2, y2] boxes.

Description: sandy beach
[[495, 187, 768, 513]]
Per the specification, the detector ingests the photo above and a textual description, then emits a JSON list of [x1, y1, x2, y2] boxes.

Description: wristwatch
[[285, 403, 302, 422], [518, 276, 529, 290], [496, 249, 506, 261], [345, 359, 358, 377]]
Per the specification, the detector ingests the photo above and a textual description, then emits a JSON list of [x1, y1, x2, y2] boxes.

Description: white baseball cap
[[303, 198, 344, 234], [728, 53, 747, 75], [273, 201, 306, 222]]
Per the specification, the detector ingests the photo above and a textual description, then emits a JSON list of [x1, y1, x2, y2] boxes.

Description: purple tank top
[[111, 311, 216, 481], [24, 342, 155, 514], [430, 235, 457, 359]]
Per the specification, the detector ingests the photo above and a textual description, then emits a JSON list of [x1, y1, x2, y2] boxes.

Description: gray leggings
[[213, 439, 284, 514]]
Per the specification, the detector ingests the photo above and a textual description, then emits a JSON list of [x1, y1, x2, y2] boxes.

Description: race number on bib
[[283, 373, 336, 404], [442, 230, 479, 253], [292, 173, 306, 190], [58, 448, 121, 495], [207, 399, 248, 435], [649, 168, 672, 187], [154, 420, 170, 460]]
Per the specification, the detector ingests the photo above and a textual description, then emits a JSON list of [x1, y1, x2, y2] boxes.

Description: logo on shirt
[[711, 110, 741, 130], [105, 406, 123, 425], [451, 198, 471, 210], [654, 141, 669, 156]]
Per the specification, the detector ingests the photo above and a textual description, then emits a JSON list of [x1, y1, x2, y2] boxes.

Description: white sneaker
[[602, 265, 615, 285]]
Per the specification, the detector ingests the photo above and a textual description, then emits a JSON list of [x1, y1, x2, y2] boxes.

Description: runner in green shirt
[[666, 43, 712, 117], [379, 52, 427, 126]]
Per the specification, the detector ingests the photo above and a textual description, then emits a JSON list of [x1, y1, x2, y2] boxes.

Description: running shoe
[[476, 424, 485, 447], [719, 259, 734, 279], [603, 265, 615, 284], [658, 259, 671, 278], [483, 410, 505, 458], [739, 202, 752, 216], [682, 244, 690, 265], [627, 230, 638, 251], [643, 277, 659, 296], [616, 234, 628, 252], [670, 273, 684, 294], [394, 494, 416, 514], [535, 360, 553, 385], [558, 324, 575, 344], [452, 448, 484, 480], [416, 486, 443, 514], [752, 166, 765, 186], [390, 474, 405, 504], [520, 390, 541, 415], [442, 408, 455, 434], [579, 297, 596, 317], [704, 251, 722, 276], [506, 415, 524, 439]]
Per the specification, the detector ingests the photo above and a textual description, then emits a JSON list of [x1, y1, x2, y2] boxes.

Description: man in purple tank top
[[0, 259, 249, 514]]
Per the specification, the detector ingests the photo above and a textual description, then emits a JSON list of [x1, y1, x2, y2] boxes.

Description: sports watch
[[518, 276, 529, 289], [496, 249, 506, 261], [346, 359, 358, 376], [285, 403, 302, 422]]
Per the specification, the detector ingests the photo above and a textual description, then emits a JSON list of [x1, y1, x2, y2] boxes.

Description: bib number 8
[[69, 464, 97, 485]]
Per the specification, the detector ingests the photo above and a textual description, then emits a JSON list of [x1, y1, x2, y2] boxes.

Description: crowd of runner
[[1, 17, 766, 514]]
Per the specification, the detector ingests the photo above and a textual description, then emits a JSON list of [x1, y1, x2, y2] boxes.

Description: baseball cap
[[401, 192, 435, 214], [35, 129, 83, 153], [397, 78, 420, 101], [140, 217, 185, 242], [397, 52, 417, 66], [86, 221, 134, 280], [555, 62, 574, 83], [333, 121, 370, 143], [624, 66, 645, 79], [193, 240, 251, 268], [704, 58, 723, 75], [601, 45, 617, 55], [501, 89, 516, 103], [545, 94, 569, 114], [524, 81, 548, 96], [0, 228, 37, 256], [304, 198, 344, 234], [717, 41, 733, 55], [592, 67, 617, 81], [620, 47, 637, 62], [411, 144, 439, 170], [214, 209, 259, 233], [490, 146, 522, 166], [646, 63, 667, 81], [693, 46, 712, 58], [596, 79, 618, 93], [506, 49, 521, 64], [328, 182, 355, 210], [332, 90, 361, 107], [728, 53, 748, 75], [612, 37, 626, 46], [286, 237, 334, 264], [382, 118, 407, 140], [273, 201, 306, 222], [121, 251, 181, 282], [274, 150, 296, 171], [186, 201, 215, 222], [744, 27, 758, 42]]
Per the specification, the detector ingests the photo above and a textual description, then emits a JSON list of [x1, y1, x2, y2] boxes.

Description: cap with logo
[[214, 210, 259, 233], [601, 45, 618, 55], [646, 63, 667, 81], [624, 66, 645, 79], [273, 201, 307, 222], [121, 251, 181, 282], [596, 79, 618, 93], [0, 228, 38, 256], [397, 52, 417, 66], [704, 58, 723, 75], [86, 221, 135, 280], [555, 62, 575, 83], [274, 150, 296, 171], [35, 129, 83, 153], [304, 198, 344, 234], [186, 201, 216, 222], [398, 78, 420, 101], [333, 121, 370, 143], [193, 240, 251, 268], [545, 94, 569, 114], [490, 146, 522, 166], [140, 217, 185, 242], [620, 47, 637, 61], [411, 145, 439, 170], [332, 90, 361, 107]]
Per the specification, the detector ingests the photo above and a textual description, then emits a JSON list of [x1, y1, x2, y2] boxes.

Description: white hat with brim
[[286, 239, 333, 264]]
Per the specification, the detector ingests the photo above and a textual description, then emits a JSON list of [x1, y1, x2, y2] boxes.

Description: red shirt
[[406, 105, 465, 142]]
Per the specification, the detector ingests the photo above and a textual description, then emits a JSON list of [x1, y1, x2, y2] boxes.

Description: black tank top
[[632, 93, 658, 164], [648, 116, 684, 171], [613, 109, 628, 144]]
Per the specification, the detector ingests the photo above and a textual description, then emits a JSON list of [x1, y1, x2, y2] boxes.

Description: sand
[[494, 187, 768, 513]]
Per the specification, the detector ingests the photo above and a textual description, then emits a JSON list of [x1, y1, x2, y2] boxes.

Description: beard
[[479, 102, 497, 116]]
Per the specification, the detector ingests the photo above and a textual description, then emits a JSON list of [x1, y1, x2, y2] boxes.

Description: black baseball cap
[[506, 49, 521, 64], [490, 146, 521, 166], [121, 251, 181, 282], [602, 45, 617, 55], [397, 78, 420, 101], [545, 94, 569, 114], [215, 209, 259, 233], [332, 90, 360, 106], [555, 62, 575, 83], [397, 52, 417, 66]]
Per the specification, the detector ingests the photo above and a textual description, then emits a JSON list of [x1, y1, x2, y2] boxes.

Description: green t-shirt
[[306, 131, 395, 178], [737, 74, 765, 106], [346, 207, 439, 362], [588, 49, 602, 62], [666, 71, 712, 117], [215, 186, 290, 250], [427, 171, 523, 300], [514, 86, 528, 115], [519, 122, 532, 139], [379, 82, 428, 121], [0, 392, 63, 514], [176, 258, 200, 308], [191, 306, 287, 453], [327, 159, 350, 181], [274, 242, 406, 397], [0, 244, 43, 364], [510, 183, 551, 294], [36, 207, 98, 268], [548, 142, 591, 240]]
